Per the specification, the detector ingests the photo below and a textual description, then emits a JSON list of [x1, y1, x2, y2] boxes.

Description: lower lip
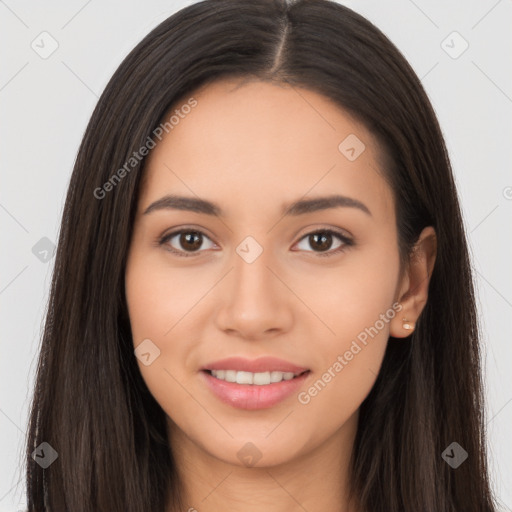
[[200, 370, 311, 410]]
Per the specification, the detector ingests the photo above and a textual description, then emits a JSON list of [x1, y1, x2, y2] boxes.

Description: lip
[[200, 356, 309, 374], [200, 369, 311, 410]]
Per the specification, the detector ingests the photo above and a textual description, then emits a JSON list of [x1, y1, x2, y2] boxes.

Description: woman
[[25, 0, 498, 510]]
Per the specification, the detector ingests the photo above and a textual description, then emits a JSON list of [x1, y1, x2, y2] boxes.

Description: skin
[[124, 78, 437, 512]]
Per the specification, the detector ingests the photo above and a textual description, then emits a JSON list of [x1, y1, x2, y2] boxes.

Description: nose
[[214, 243, 294, 340]]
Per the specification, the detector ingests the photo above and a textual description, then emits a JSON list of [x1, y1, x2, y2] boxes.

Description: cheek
[[124, 253, 207, 412], [295, 300, 394, 431], [125, 252, 207, 343], [294, 243, 399, 410], [289, 235, 400, 341]]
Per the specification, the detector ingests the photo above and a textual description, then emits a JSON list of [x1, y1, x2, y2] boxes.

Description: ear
[[390, 226, 437, 338]]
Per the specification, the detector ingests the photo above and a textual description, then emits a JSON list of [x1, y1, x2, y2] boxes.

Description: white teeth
[[236, 371, 254, 385], [253, 372, 271, 385], [209, 369, 300, 385], [271, 371, 295, 382], [225, 370, 237, 383]]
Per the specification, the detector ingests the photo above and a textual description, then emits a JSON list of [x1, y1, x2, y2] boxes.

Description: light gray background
[[1, 1, 511, 510]]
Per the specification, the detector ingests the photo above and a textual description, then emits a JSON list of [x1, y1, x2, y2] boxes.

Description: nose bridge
[[214, 234, 293, 337], [231, 234, 278, 304]]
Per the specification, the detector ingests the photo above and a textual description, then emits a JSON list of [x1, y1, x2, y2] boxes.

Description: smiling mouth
[[203, 369, 310, 385]]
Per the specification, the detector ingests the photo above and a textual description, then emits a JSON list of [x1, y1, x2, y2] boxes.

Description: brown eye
[[308, 232, 334, 251], [178, 232, 203, 251], [160, 230, 215, 256], [295, 229, 353, 257]]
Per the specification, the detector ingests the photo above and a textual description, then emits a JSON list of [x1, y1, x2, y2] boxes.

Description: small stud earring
[[402, 318, 415, 331]]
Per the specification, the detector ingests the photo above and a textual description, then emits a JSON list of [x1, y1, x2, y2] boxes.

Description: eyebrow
[[143, 193, 371, 217]]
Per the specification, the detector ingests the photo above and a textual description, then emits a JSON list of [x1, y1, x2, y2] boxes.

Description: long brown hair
[[25, 0, 497, 510]]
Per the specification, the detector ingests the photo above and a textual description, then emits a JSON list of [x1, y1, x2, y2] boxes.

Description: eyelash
[[157, 227, 354, 258]]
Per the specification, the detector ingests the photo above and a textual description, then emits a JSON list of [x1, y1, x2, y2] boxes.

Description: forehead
[[139, 78, 394, 220]]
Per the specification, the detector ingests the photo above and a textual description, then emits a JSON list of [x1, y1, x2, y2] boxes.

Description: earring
[[402, 318, 415, 331]]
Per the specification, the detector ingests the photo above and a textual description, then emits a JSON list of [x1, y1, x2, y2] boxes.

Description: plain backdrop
[[1, 0, 511, 510]]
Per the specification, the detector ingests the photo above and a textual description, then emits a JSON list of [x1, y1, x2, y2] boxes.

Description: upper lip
[[201, 356, 309, 374]]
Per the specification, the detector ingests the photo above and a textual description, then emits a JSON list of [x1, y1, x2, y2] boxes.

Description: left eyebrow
[[282, 194, 372, 217], [142, 193, 372, 218]]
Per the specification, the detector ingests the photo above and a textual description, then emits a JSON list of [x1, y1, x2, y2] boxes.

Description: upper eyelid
[[295, 226, 353, 242]]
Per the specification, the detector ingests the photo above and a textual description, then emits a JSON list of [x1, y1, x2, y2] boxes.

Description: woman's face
[[125, 78, 408, 468]]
